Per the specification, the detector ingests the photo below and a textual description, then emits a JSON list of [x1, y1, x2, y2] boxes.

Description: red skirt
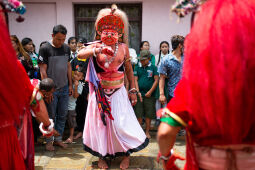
[[0, 125, 26, 170]]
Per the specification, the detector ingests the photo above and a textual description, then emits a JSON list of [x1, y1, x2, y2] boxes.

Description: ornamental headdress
[[0, 0, 26, 22], [171, 0, 206, 18], [95, 4, 129, 44]]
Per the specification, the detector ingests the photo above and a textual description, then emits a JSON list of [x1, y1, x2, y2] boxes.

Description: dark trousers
[[76, 85, 88, 132], [46, 85, 69, 142], [32, 116, 41, 142]]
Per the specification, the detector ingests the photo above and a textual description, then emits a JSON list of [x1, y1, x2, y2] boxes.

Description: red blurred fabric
[[166, 0, 255, 169], [0, 14, 34, 169]]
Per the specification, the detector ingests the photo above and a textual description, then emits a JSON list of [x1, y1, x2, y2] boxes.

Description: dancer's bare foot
[[120, 156, 130, 170], [146, 132, 151, 139], [74, 132, 82, 140], [54, 141, 68, 149], [45, 142, 55, 151], [98, 158, 108, 169]]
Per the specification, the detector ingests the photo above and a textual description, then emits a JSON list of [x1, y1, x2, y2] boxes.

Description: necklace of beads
[[102, 43, 118, 68]]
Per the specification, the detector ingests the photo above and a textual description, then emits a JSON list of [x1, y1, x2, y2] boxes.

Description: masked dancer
[[77, 4, 149, 169]]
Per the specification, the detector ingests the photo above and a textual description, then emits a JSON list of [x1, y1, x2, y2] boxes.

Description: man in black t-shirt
[[38, 25, 72, 151]]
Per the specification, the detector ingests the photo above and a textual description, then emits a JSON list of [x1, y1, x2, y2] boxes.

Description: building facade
[[8, 0, 191, 55]]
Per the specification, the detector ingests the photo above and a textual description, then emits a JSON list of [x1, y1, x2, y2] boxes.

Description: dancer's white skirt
[[83, 85, 149, 158]]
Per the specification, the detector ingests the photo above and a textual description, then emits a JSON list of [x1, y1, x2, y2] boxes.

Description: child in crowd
[[39, 78, 56, 102], [154, 41, 170, 126], [71, 57, 89, 140], [138, 41, 156, 66], [68, 37, 78, 60], [134, 50, 159, 139], [65, 66, 85, 143]]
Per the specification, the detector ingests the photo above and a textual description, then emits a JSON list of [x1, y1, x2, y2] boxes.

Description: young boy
[[65, 66, 85, 143], [73, 82, 89, 139], [39, 78, 56, 101], [71, 42, 89, 140], [30, 78, 57, 143], [68, 37, 77, 60], [134, 50, 159, 139]]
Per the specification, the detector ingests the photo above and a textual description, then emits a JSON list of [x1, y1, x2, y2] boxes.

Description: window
[[74, 3, 142, 52]]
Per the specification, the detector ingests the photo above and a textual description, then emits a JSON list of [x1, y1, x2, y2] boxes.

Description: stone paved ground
[[35, 131, 186, 170]]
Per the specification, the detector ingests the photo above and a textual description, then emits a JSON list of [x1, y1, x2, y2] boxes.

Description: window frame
[[74, 3, 142, 51]]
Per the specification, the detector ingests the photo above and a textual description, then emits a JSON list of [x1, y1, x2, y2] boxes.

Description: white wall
[[9, 2, 57, 53], [8, 0, 191, 54], [142, 0, 191, 55]]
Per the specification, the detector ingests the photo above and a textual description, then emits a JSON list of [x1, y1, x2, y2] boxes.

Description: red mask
[[101, 29, 118, 45]]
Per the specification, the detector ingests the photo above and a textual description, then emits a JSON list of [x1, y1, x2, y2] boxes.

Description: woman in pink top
[[77, 4, 148, 170]]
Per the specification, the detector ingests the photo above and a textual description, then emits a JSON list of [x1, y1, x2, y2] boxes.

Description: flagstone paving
[[35, 131, 186, 170]]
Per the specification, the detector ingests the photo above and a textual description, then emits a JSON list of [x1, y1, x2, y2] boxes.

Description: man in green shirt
[[134, 50, 159, 138]]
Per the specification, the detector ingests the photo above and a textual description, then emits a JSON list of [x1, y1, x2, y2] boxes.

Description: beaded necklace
[[102, 43, 118, 68]]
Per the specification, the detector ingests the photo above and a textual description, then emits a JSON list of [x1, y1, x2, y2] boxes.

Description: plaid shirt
[[158, 53, 184, 97]]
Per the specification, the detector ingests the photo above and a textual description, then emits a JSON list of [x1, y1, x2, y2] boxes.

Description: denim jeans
[[46, 84, 69, 142]]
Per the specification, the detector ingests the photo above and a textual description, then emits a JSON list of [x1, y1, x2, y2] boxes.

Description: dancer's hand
[[129, 93, 137, 106], [43, 129, 59, 138], [40, 119, 55, 137], [101, 46, 114, 56]]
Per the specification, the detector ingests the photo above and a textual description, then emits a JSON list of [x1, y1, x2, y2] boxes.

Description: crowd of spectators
[[11, 24, 185, 149]]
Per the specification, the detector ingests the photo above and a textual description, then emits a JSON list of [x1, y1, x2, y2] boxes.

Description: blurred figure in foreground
[[157, 0, 255, 169], [0, 3, 54, 170]]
